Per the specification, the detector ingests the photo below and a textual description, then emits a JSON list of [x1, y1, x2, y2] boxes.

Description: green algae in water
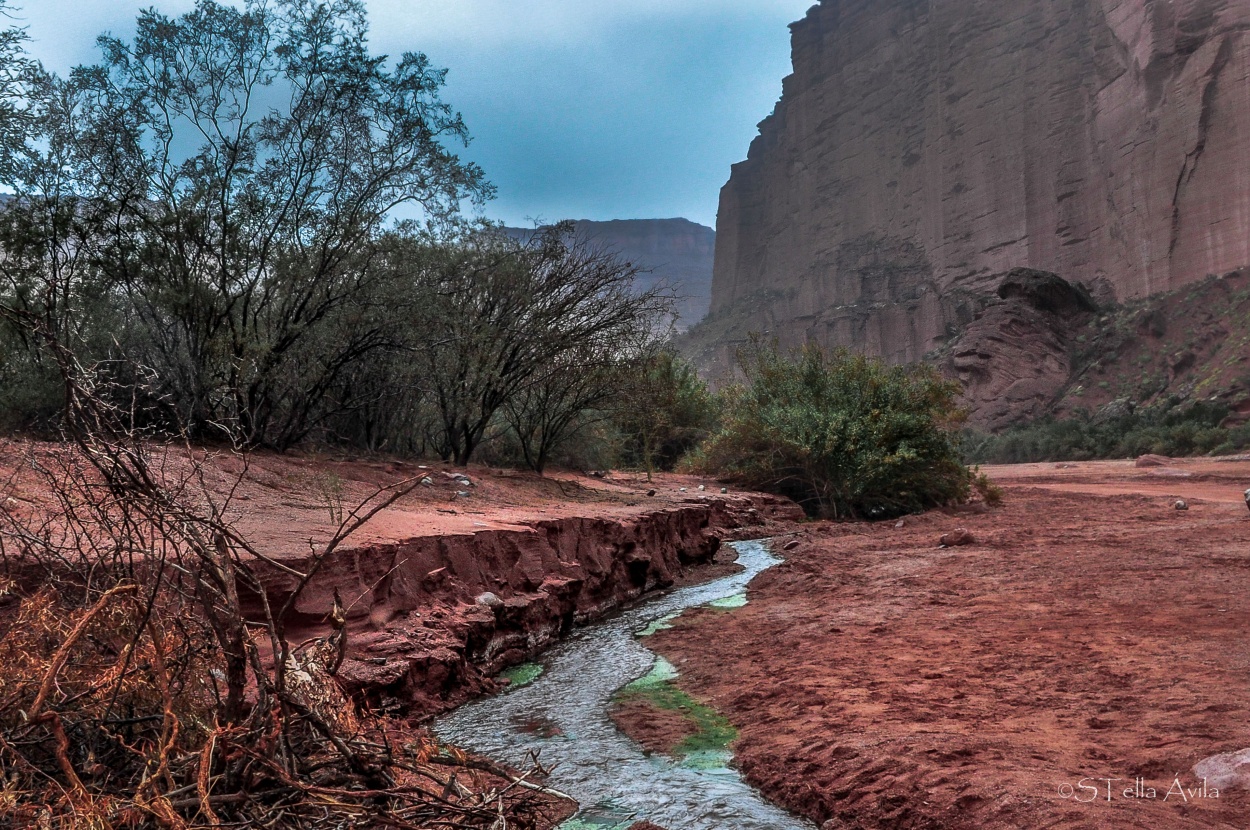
[[707, 592, 748, 609], [559, 801, 637, 830], [635, 611, 679, 637], [621, 656, 679, 692], [615, 657, 738, 763], [559, 815, 634, 830], [679, 748, 734, 771], [499, 662, 543, 688]]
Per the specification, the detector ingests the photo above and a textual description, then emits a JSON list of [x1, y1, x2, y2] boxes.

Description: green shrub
[[692, 339, 970, 519], [963, 401, 1250, 464], [614, 351, 717, 478]]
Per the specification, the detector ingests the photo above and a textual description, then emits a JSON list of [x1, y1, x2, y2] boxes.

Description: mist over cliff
[[698, 0, 1250, 427], [505, 218, 715, 330]]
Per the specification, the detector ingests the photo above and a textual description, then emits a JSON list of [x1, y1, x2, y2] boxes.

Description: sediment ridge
[[249, 492, 802, 718]]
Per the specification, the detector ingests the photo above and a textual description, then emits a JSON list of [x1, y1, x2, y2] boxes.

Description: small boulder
[[646, 489, 656, 497], [475, 592, 504, 609], [1244, 488, 1250, 513], [1193, 747, 1250, 791], [1135, 454, 1173, 468], [894, 519, 905, 529], [783, 539, 801, 551], [1174, 499, 1189, 511], [420, 476, 434, 486], [940, 528, 975, 547], [698, 484, 706, 491], [455, 490, 471, 499], [721, 487, 728, 494]]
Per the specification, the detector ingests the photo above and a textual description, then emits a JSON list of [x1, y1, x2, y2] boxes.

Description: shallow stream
[[434, 540, 816, 830]]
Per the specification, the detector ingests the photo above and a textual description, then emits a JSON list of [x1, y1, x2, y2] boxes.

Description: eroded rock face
[[946, 269, 1097, 430], [246, 496, 802, 718], [708, 0, 1250, 417]]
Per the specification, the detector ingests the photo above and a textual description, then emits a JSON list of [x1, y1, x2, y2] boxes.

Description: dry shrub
[[0, 437, 568, 829]]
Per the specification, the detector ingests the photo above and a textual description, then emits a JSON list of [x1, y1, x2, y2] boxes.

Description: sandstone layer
[[703, 0, 1250, 420], [0, 442, 801, 718]]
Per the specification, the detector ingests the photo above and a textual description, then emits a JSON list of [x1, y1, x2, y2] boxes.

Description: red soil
[[641, 458, 1250, 829], [609, 697, 699, 758], [0, 439, 801, 719]]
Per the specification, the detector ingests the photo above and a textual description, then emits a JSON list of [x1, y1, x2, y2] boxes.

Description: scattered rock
[[894, 519, 906, 529], [588, 470, 608, 478], [1174, 500, 1189, 511], [1135, 454, 1173, 468], [475, 592, 504, 609], [721, 487, 728, 494], [1193, 747, 1250, 791], [646, 489, 656, 497], [939, 528, 975, 547], [679, 487, 688, 492], [698, 484, 706, 491], [455, 490, 471, 499], [420, 476, 434, 486], [1245, 488, 1250, 513], [1095, 397, 1136, 423], [783, 539, 801, 551]]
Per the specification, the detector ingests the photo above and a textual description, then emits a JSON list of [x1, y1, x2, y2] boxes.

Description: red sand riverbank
[[639, 457, 1250, 829]]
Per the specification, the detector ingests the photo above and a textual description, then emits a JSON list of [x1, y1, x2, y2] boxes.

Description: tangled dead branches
[[0, 367, 570, 827]]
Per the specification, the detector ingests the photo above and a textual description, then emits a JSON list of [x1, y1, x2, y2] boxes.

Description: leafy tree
[[502, 342, 623, 474], [3, 0, 489, 448], [0, 0, 29, 179], [695, 338, 970, 519], [614, 349, 716, 479]]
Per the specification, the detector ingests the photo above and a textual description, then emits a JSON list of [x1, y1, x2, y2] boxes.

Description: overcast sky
[[13, 0, 814, 229]]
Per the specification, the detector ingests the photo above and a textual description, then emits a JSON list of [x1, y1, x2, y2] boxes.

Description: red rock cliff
[[709, 0, 1250, 375]]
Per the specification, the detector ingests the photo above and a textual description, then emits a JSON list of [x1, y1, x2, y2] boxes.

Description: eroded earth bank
[[628, 458, 1250, 829]]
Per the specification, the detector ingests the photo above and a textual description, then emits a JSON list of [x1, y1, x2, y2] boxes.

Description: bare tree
[[400, 223, 673, 466]]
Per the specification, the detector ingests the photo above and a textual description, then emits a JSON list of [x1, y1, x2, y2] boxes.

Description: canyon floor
[[627, 457, 1250, 829], [8, 439, 1250, 828]]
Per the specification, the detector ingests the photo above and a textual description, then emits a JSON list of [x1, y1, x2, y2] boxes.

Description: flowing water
[[435, 540, 816, 830]]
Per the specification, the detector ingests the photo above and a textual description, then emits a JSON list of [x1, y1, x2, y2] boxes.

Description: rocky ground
[[632, 457, 1250, 829]]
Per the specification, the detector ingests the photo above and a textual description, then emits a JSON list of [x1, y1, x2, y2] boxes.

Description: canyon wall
[[705, 0, 1250, 421]]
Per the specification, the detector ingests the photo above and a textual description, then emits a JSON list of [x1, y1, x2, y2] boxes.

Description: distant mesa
[[690, 0, 1250, 427], [504, 218, 714, 330]]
